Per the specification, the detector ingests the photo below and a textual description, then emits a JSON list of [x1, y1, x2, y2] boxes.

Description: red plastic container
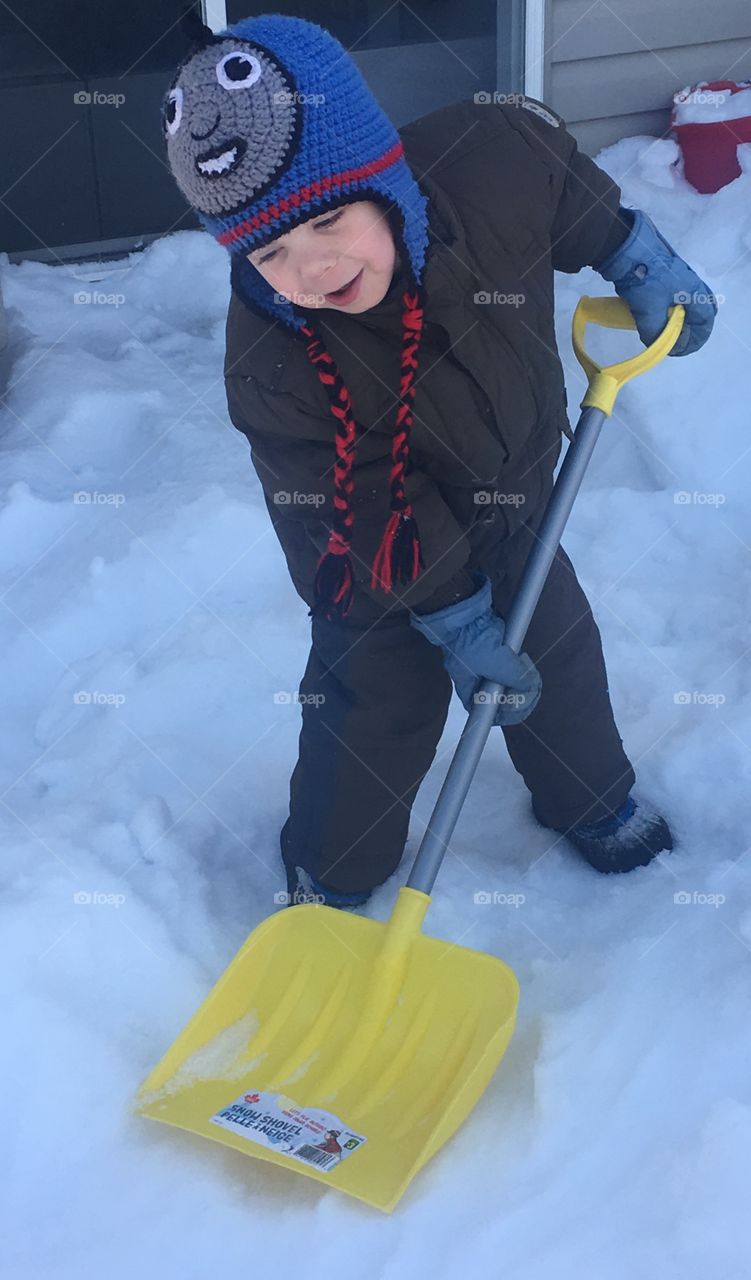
[[671, 79, 751, 193]]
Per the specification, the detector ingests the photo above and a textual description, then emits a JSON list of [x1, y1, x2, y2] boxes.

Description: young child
[[163, 13, 716, 909]]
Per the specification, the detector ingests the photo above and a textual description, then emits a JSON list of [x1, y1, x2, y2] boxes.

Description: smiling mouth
[[195, 137, 247, 179], [326, 269, 362, 299]]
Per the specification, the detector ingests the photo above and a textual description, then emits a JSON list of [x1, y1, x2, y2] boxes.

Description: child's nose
[[304, 256, 339, 285]]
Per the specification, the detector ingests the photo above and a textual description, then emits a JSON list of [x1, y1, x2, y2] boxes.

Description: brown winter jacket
[[223, 95, 629, 625]]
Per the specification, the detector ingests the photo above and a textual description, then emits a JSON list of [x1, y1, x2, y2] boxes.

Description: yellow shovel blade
[[134, 887, 519, 1213]]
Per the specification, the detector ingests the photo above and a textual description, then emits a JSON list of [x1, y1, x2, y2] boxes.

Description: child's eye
[[255, 208, 345, 266], [316, 209, 344, 230]]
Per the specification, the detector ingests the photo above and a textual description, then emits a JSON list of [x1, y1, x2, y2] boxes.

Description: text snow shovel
[[134, 297, 685, 1212]]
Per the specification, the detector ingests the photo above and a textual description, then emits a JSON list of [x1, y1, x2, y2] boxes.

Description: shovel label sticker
[[210, 1089, 367, 1172]]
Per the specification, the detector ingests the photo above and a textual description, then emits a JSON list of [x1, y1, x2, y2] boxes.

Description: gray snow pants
[[280, 496, 636, 895]]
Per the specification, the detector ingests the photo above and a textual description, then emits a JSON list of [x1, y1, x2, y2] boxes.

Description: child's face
[[246, 200, 399, 313]]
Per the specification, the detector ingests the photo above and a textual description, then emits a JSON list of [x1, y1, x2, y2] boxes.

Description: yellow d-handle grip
[[572, 296, 686, 415]]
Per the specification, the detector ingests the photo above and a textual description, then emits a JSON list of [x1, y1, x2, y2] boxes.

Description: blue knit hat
[[162, 13, 431, 620]]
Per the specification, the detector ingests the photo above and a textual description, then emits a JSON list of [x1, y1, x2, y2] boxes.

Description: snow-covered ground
[[3, 134, 751, 1277]]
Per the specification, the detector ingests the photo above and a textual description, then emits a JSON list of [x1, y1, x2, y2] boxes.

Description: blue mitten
[[409, 572, 541, 727], [595, 208, 717, 356]]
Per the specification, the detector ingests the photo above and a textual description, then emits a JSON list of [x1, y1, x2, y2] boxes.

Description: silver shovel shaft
[[407, 405, 608, 897]]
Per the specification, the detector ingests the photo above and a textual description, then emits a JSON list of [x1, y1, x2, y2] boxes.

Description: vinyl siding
[[542, 0, 751, 154]]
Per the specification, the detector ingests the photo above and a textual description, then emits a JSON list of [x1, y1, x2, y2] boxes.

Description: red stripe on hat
[[218, 141, 405, 247]]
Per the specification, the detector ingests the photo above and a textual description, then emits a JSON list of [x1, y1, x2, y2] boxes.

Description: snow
[[3, 133, 751, 1276]]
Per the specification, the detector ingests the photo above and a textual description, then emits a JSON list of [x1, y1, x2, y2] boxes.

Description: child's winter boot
[[545, 793, 673, 873]]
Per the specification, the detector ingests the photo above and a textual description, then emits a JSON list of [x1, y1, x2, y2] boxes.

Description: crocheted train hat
[[162, 12, 432, 621]]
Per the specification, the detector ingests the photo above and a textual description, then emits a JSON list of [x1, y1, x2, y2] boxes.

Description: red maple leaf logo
[[244, 1093, 260, 1104]]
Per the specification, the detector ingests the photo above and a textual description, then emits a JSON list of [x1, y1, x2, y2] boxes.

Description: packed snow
[[2, 132, 751, 1278]]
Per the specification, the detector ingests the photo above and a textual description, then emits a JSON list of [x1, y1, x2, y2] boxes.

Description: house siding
[[543, 0, 751, 154]]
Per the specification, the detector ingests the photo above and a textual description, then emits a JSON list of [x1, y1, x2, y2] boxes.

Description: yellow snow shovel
[[134, 297, 685, 1212]]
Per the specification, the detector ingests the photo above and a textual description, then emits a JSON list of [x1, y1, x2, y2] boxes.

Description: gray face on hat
[[163, 37, 301, 218]]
